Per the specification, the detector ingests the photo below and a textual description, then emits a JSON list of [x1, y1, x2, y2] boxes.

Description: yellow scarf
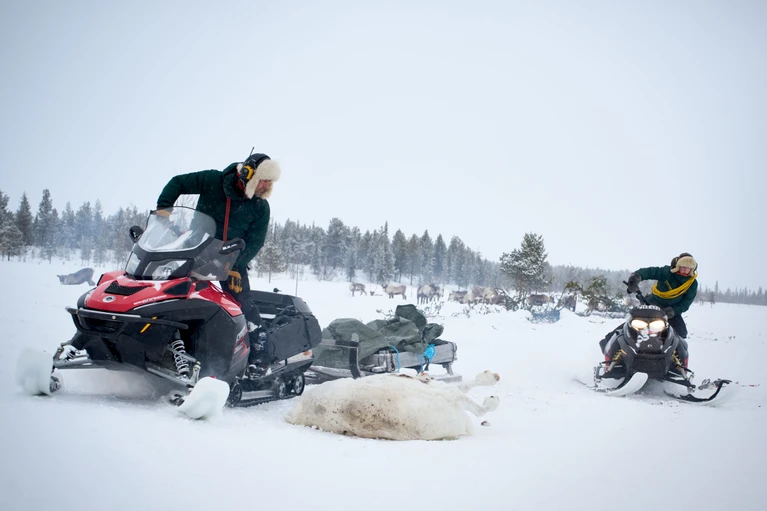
[[651, 273, 697, 299]]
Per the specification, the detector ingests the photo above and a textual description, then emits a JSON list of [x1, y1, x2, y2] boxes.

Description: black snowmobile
[[592, 284, 731, 404], [15, 208, 322, 418]]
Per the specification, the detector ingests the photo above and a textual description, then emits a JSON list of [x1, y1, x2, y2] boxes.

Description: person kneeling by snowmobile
[[156, 151, 282, 377], [599, 253, 698, 372]]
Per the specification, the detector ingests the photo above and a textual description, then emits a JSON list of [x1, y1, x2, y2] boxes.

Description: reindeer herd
[[348, 281, 579, 312]]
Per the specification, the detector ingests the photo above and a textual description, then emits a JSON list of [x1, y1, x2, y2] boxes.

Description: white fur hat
[[671, 253, 697, 273], [238, 156, 281, 199]]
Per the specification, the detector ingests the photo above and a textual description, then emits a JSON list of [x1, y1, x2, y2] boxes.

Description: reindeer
[[527, 294, 552, 307], [349, 282, 367, 296], [57, 268, 96, 286], [286, 371, 500, 440], [382, 283, 407, 300], [417, 284, 435, 304], [448, 290, 468, 303]]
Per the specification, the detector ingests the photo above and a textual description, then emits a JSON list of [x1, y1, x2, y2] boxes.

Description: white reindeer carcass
[[383, 283, 407, 299], [286, 371, 500, 440]]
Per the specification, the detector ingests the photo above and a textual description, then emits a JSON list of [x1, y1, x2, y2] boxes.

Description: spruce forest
[[0, 188, 764, 307]]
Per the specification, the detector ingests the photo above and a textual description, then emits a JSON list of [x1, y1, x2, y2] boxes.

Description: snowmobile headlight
[[631, 318, 666, 334], [151, 260, 186, 280]]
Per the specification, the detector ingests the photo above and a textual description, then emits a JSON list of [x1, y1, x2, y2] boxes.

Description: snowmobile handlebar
[[622, 280, 649, 305]]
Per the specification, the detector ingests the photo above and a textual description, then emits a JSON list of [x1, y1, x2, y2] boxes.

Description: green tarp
[[312, 304, 445, 369]]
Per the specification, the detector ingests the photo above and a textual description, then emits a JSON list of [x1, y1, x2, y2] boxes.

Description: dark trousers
[[669, 315, 688, 339], [220, 273, 268, 364]]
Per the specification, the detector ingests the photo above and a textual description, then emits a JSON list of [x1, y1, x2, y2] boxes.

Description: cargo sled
[[306, 304, 461, 383]]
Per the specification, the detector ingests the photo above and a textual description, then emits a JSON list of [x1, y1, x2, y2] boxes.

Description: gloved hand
[[226, 270, 243, 294], [663, 306, 676, 319], [627, 273, 642, 293], [156, 208, 171, 217]]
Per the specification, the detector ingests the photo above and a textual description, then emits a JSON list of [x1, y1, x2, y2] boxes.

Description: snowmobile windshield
[[138, 208, 214, 253]]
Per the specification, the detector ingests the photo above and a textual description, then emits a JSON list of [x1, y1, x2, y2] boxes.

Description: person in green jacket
[[156, 152, 281, 375], [625, 252, 698, 338], [599, 252, 698, 367]]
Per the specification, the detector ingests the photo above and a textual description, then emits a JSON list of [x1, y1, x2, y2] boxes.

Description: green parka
[[635, 265, 698, 317], [156, 163, 270, 274]]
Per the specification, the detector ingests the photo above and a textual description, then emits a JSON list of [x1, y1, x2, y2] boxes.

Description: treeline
[[1, 188, 764, 307], [0, 189, 147, 266], [256, 218, 502, 288], [695, 284, 767, 306]]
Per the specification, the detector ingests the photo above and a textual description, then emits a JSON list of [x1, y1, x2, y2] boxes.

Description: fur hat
[[670, 252, 697, 273], [237, 154, 281, 199]]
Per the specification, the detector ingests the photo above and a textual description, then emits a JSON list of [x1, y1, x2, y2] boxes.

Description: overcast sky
[[1, 0, 765, 292]]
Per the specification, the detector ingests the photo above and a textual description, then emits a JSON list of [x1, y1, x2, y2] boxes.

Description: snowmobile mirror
[[129, 225, 144, 243], [220, 238, 245, 255]]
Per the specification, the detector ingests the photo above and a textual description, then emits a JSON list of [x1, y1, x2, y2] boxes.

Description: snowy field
[[1, 260, 765, 511]]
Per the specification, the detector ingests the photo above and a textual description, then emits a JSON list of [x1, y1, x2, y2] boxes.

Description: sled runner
[[306, 334, 461, 384]]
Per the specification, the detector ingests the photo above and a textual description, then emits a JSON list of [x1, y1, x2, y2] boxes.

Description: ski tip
[[15, 348, 54, 396], [177, 377, 231, 420]]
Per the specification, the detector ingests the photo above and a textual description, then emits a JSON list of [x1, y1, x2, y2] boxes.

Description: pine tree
[[419, 230, 434, 283], [0, 220, 24, 260], [433, 234, 447, 283], [35, 189, 58, 262], [447, 236, 465, 286], [59, 202, 77, 250], [75, 201, 93, 262], [391, 229, 408, 281], [500, 232, 549, 297], [406, 234, 420, 284], [14, 193, 34, 246], [323, 217, 348, 269], [0, 190, 11, 225], [257, 240, 287, 282], [92, 200, 108, 266]]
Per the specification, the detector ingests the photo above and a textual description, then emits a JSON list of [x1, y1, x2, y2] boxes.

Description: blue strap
[[418, 344, 436, 373], [388, 344, 401, 372]]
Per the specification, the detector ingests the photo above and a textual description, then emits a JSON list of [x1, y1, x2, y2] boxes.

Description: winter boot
[[247, 327, 271, 378]]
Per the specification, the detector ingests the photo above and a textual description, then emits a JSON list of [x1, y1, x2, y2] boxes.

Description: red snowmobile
[[16, 207, 322, 418]]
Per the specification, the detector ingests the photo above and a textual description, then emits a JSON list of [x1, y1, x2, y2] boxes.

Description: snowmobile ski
[[15, 348, 61, 396], [176, 377, 230, 420], [594, 372, 648, 396], [575, 372, 649, 397], [663, 379, 733, 406]]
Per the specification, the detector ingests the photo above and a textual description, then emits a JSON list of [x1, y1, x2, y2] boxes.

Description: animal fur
[[286, 371, 500, 440], [57, 268, 95, 286]]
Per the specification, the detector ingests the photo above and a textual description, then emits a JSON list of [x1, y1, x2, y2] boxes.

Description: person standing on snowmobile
[[156, 152, 281, 375], [599, 252, 698, 361], [625, 253, 698, 338]]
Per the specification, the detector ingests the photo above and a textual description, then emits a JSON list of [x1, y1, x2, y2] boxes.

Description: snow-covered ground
[[1, 260, 765, 511]]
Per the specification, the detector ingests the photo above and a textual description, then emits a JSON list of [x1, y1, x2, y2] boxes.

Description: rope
[[651, 273, 697, 299], [388, 344, 401, 372]]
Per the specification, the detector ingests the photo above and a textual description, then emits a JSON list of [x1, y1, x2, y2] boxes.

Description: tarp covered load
[[312, 304, 444, 370]]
